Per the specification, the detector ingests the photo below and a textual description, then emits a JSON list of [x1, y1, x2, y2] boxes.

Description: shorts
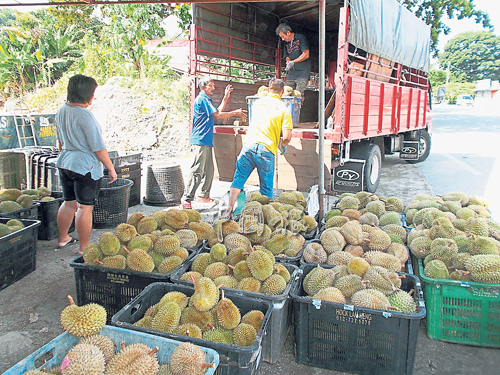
[[58, 168, 102, 206], [231, 143, 275, 198]]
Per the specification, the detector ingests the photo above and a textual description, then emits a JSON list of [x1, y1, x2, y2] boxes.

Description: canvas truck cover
[[347, 0, 431, 72]]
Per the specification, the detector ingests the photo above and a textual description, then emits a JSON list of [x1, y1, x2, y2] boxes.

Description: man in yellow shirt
[[224, 78, 293, 218]]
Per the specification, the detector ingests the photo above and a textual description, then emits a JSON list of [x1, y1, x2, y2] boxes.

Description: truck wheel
[[364, 144, 381, 193], [405, 129, 431, 164]]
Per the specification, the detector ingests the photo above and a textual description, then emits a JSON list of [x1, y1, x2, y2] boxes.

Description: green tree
[[0, 9, 16, 27], [398, 0, 492, 53], [99, 3, 191, 74], [438, 31, 500, 81]]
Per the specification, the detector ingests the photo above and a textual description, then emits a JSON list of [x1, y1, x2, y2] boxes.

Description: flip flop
[[57, 237, 79, 249]]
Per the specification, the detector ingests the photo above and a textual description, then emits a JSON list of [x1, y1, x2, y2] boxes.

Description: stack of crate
[[105, 151, 142, 207]]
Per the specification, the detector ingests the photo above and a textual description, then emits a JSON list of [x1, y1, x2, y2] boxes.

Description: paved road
[[417, 104, 500, 220]]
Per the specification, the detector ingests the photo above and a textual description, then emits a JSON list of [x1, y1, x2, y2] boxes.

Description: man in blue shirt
[[182, 77, 247, 208]]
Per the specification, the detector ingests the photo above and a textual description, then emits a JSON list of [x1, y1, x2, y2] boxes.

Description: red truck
[[189, 0, 432, 194]]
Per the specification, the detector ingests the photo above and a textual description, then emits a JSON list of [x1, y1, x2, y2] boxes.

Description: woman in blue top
[[55, 75, 117, 254]]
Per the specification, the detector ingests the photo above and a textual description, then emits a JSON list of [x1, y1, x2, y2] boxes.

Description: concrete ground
[[1, 156, 500, 374]]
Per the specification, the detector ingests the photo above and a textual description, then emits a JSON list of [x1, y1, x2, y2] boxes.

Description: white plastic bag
[[306, 185, 319, 217]]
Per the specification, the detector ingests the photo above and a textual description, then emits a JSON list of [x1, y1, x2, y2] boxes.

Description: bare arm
[[288, 50, 309, 64], [281, 129, 292, 146], [217, 84, 232, 113], [95, 149, 117, 183], [213, 108, 247, 120]]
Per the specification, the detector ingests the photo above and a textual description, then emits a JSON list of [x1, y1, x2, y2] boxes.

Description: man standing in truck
[[182, 77, 247, 209], [223, 78, 293, 218], [276, 23, 311, 96]]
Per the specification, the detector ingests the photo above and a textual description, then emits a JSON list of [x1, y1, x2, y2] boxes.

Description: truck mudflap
[[399, 140, 420, 160], [333, 159, 365, 193]]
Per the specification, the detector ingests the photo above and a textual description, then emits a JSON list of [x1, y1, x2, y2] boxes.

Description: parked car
[[456, 94, 474, 106]]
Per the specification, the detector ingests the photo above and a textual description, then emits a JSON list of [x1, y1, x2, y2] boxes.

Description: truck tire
[[364, 144, 382, 193], [405, 129, 431, 164]]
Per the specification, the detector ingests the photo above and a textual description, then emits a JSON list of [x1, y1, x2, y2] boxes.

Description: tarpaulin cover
[[347, 0, 431, 72]]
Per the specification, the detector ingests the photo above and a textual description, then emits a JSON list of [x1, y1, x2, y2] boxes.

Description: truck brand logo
[[402, 147, 417, 153], [336, 169, 360, 181]]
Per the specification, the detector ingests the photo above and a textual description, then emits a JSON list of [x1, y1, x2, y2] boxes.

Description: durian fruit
[[180, 271, 203, 285], [210, 243, 227, 262], [79, 334, 115, 364], [0, 200, 22, 212], [302, 242, 328, 264], [386, 243, 409, 264], [213, 219, 239, 239], [424, 259, 449, 279], [303, 265, 336, 296], [364, 266, 396, 295], [60, 295, 106, 337], [226, 247, 248, 266], [241, 310, 265, 331], [365, 200, 386, 217], [191, 253, 214, 275], [151, 301, 182, 333], [204, 262, 230, 280], [334, 274, 366, 298], [137, 216, 159, 235], [99, 254, 127, 269], [216, 290, 241, 329], [60, 343, 105, 375], [261, 274, 287, 295], [224, 232, 252, 252], [311, 286, 346, 304], [369, 252, 403, 272], [231, 261, 252, 280], [367, 229, 392, 252], [325, 215, 350, 229], [169, 342, 215, 375], [183, 208, 202, 222], [465, 217, 490, 237], [237, 277, 261, 293], [190, 277, 220, 312], [180, 306, 213, 332], [127, 249, 155, 273], [382, 224, 407, 244], [233, 322, 257, 347], [82, 243, 103, 265], [342, 208, 362, 221], [347, 257, 370, 277], [127, 235, 154, 252], [351, 289, 394, 310], [378, 211, 403, 227], [175, 323, 203, 339], [320, 228, 346, 253], [388, 290, 417, 313], [106, 342, 159, 375], [157, 256, 183, 274], [359, 212, 379, 226], [264, 233, 291, 255], [325, 208, 342, 222], [470, 236, 500, 255], [337, 195, 360, 211], [327, 251, 353, 266], [154, 234, 181, 255], [340, 220, 364, 245], [188, 222, 214, 241], [464, 254, 500, 274], [98, 232, 121, 256], [164, 209, 190, 230], [202, 327, 233, 344], [246, 250, 274, 281], [449, 270, 472, 281], [175, 229, 198, 248], [115, 223, 137, 243], [214, 275, 239, 289], [409, 235, 432, 259], [430, 238, 458, 262], [383, 196, 405, 212]]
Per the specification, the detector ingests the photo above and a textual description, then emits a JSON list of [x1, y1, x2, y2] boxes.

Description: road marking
[[441, 153, 482, 176]]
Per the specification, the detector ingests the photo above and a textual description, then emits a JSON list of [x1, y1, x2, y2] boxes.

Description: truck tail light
[[332, 144, 340, 155]]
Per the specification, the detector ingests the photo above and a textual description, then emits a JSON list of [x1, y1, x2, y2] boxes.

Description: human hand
[[234, 108, 247, 119], [224, 84, 233, 98], [285, 60, 294, 71], [108, 168, 118, 183], [280, 145, 288, 155]]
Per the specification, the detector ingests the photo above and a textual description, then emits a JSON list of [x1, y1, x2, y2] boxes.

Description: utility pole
[[445, 61, 451, 102]]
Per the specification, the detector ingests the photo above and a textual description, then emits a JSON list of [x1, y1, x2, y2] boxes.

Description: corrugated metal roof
[[1, 0, 309, 7]]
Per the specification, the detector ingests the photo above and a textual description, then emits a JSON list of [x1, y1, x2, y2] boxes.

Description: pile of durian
[[178, 238, 293, 296], [206, 190, 316, 260], [82, 208, 214, 274], [24, 295, 214, 375], [133, 285, 265, 349], [405, 192, 500, 284], [0, 186, 54, 213], [256, 85, 301, 97], [301, 263, 418, 314], [307, 192, 409, 271], [0, 218, 26, 239]]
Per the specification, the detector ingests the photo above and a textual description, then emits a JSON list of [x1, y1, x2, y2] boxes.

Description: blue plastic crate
[[3, 325, 219, 375], [246, 95, 302, 128]]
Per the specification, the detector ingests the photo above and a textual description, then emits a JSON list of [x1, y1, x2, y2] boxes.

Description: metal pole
[[318, 0, 326, 221]]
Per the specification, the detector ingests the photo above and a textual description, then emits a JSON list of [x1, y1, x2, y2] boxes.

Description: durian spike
[[66, 295, 76, 306]]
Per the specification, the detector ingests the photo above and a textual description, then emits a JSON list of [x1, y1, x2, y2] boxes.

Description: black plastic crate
[[0, 202, 40, 220], [36, 192, 75, 241], [105, 161, 142, 175], [171, 251, 300, 363], [291, 264, 426, 375], [0, 218, 41, 291], [112, 282, 273, 375], [70, 247, 199, 323], [105, 167, 141, 207]]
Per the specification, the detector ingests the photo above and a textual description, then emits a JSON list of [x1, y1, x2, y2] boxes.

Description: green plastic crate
[[417, 259, 500, 347]]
